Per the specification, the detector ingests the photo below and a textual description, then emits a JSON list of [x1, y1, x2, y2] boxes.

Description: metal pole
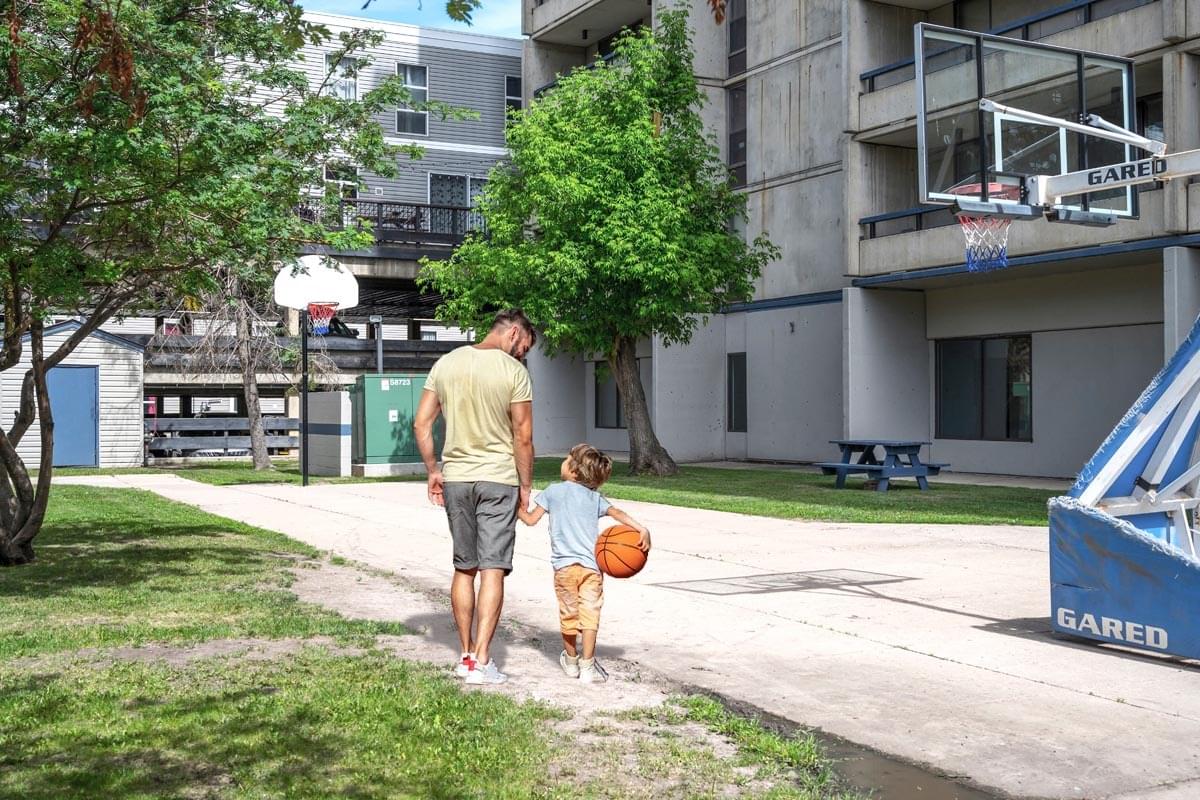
[[301, 308, 309, 488], [375, 322, 384, 373]]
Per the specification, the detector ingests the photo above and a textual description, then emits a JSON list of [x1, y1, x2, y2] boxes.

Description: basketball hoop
[[949, 183, 1023, 273], [307, 302, 337, 335]]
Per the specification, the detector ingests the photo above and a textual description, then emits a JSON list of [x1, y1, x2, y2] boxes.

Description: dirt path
[[286, 558, 810, 798]]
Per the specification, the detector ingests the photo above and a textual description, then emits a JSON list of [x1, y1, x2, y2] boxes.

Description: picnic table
[[815, 440, 948, 492]]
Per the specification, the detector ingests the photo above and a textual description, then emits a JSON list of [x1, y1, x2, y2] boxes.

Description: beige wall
[[925, 264, 1163, 339], [931, 323, 1163, 477], [845, 288, 930, 442]]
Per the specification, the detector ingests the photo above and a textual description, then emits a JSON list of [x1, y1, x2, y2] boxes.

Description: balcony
[[857, 0, 1164, 134], [855, 187, 1180, 278], [529, 0, 647, 44], [297, 199, 482, 247]]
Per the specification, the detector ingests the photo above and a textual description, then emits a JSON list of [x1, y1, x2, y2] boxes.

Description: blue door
[[47, 366, 99, 467]]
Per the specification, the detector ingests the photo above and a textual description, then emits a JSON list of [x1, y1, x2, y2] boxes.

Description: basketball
[[595, 524, 648, 579]]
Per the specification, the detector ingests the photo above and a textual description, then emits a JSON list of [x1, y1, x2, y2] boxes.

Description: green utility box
[[351, 374, 443, 465]]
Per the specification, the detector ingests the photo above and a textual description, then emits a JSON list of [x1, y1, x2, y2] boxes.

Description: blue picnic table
[[815, 440, 948, 492]]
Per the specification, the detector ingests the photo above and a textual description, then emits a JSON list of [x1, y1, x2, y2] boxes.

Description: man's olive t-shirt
[[424, 346, 532, 485]]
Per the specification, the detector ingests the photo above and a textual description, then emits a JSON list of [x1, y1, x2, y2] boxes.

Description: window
[[937, 336, 1032, 441], [505, 75, 522, 113], [1138, 93, 1164, 145], [325, 55, 357, 100], [396, 64, 428, 135], [728, 82, 747, 186], [324, 163, 358, 199], [727, 353, 747, 432], [595, 364, 625, 429], [727, 0, 746, 76]]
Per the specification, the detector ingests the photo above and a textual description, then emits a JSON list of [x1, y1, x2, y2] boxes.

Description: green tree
[[420, 10, 777, 476], [0, 0, 458, 564]]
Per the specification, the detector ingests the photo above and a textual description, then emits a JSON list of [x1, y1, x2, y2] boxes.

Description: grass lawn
[[0, 486, 862, 799], [534, 460, 1057, 526], [59, 457, 1055, 525], [54, 460, 424, 487]]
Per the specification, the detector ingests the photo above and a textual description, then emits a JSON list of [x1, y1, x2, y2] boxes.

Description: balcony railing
[[297, 199, 483, 246], [859, 205, 959, 239], [859, 0, 1158, 94]]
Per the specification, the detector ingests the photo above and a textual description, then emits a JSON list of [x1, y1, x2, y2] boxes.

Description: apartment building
[[135, 13, 521, 423], [524, 0, 1200, 478]]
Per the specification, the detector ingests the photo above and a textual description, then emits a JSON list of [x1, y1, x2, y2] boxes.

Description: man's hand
[[519, 485, 531, 513], [427, 470, 445, 506]]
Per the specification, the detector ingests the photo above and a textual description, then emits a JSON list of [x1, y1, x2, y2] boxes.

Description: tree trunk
[[235, 291, 272, 470], [0, 323, 55, 565], [611, 336, 677, 476]]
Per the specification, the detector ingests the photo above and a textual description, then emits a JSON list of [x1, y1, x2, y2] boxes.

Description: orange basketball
[[595, 524, 648, 579]]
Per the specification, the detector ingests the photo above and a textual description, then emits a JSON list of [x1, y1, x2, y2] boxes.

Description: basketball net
[[956, 213, 1012, 273], [950, 183, 1022, 273], [307, 302, 337, 335]]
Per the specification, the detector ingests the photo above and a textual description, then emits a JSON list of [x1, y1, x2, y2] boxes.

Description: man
[[413, 309, 536, 685]]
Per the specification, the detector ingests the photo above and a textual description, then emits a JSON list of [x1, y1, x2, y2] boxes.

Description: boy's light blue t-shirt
[[534, 481, 612, 571]]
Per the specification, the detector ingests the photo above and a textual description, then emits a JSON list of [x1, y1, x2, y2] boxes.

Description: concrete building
[[523, 0, 1200, 478]]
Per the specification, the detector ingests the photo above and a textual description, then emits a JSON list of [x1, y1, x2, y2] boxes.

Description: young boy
[[517, 443, 650, 683]]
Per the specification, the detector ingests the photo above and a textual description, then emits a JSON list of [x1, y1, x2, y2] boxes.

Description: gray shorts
[[443, 481, 518, 573]]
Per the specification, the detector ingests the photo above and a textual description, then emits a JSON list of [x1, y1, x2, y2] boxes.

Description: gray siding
[[297, 12, 520, 206], [0, 329, 144, 468], [363, 149, 502, 203]]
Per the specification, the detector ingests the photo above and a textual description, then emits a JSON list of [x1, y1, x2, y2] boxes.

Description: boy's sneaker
[[464, 659, 508, 685], [578, 657, 608, 684], [454, 653, 477, 678], [560, 650, 580, 678]]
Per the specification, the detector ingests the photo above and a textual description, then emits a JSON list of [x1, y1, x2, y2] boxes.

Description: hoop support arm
[[979, 98, 1167, 156], [1028, 148, 1200, 206]]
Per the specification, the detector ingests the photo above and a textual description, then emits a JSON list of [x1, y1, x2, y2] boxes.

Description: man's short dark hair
[[491, 309, 536, 345]]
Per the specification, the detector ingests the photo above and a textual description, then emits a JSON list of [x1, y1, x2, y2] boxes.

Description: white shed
[[1, 321, 145, 468]]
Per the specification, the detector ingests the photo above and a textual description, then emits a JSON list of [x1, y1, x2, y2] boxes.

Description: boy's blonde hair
[[567, 443, 613, 490]]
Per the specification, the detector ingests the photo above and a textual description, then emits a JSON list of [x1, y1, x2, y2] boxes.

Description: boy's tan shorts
[[554, 564, 604, 633]]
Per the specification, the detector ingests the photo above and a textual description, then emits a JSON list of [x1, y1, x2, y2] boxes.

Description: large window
[[937, 336, 1032, 441], [396, 64, 428, 135], [727, 353, 747, 432], [728, 82, 747, 187], [727, 0, 746, 76], [325, 55, 357, 100], [595, 365, 624, 429]]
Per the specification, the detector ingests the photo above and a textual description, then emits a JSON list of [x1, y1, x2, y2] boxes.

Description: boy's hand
[[636, 527, 651, 552]]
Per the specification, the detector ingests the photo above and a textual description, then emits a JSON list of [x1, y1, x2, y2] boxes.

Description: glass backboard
[[916, 23, 1137, 218]]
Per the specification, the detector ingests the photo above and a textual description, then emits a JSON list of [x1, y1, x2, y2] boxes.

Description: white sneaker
[[454, 653, 477, 678], [464, 659, 508, 685], [578, 657, 608, 684], [560, 650, 580, 678]]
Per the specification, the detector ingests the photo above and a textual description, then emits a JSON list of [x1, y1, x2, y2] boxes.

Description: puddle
[[822, 734, 999, 800], [690, 687, 1002, 800]]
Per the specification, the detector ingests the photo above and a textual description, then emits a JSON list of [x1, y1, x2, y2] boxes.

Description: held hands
[[427, 471, 445, 507]]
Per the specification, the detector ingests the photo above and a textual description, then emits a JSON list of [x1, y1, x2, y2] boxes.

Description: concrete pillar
[[1163, 0, 1186, 42], [522, 38, 585, 103], [843, 138, 867, 277], [1164, 246, 1200, 358], [843, 287, 930, 441], [842, 0, 870, 133], [1162, 52, 1200, 233]]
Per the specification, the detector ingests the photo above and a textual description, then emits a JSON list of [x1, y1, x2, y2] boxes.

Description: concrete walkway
[[61, 474, 1200, 799]]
